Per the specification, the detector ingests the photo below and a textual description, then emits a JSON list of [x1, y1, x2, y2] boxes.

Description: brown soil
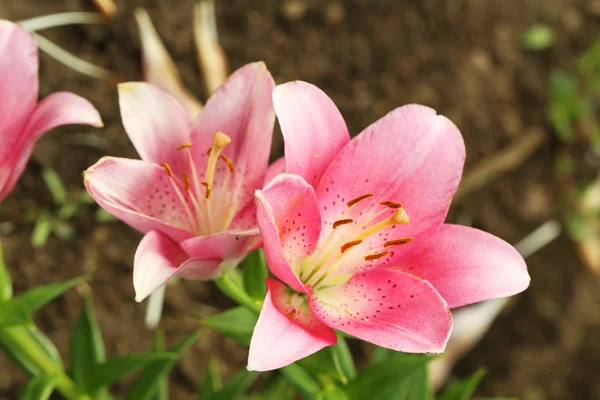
[[1, 0, 600, 399]]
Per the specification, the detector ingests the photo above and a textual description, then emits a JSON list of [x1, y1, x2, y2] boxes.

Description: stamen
[[181, 171, 191, 191], [333, 218, 353, 229], [347, 193, 374, 207], [384, 237, 413, 247], [391, 207, 410, 224], [341, 240, 363, 253], [364, 250, 390, 261], [213, 132, 232, 149], [201, 181, 212, 198], [206, 147, 212, 155], [220, 154, 234, 172], [380, 201, 402, 208], [160, 163, 173, 177], [177, 142, 192, 150]]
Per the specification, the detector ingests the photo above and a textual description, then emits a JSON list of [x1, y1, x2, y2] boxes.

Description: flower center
[[160, 132, 235, 235], [302, 193, 413, 290]]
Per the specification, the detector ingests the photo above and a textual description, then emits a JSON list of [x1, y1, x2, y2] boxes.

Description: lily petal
[[0, 92, 102, 202], [248, 278, 337, 371], [180, 227, 260, 268], [0, 20, 38, 163], [255, 174, 322, 293], [134, 230, 220, 301], [191, 62, 276, 215], [118, 82, 192, 172], [315, 104, 465, 262], [310, 268, 452, 353], [84, 156, 195, 242], [274, 81, 350, 187], [400, 224, 530, 308]]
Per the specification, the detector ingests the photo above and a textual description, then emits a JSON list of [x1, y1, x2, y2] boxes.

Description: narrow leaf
[[127, 330, 200, 400], [332, 334, 356, 380], [297, 348, 345, 383], [214, 271, 262, 314], [29, 328, 63, 368], [438, 368, 486, 400], [281, 363, 321, 399], [0, 327, 44, 376], [0, 239, 12, 301], [404, 367, 432, 400], [19, 374, 57, 400], [15, 276, 86, 313], [211, 369, 258, 400], [200, 358, 222, 399], [0, 300, 32, 327], [31, 214, 52, 248], [242, 249, 268, 300], [202, 306, 257, 346], [42, 167, 68, 205], [82, 353, 176, 392], [346, 353, 434, 400]]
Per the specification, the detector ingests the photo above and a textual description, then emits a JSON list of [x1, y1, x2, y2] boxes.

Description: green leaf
[[438, 368, 486, 400], [28, 328, 63, 368], [242, 249, 268, 300], [31, 214, 53, 248], [19, 374, 57, 400], [15, 276, 86, 314], [200, 358, 222, 399], [96, 208, 117, 223], [0, 327, 54, 376], [520, 24, 555, 51], [0, 300, 32, 327], [81, 353, 176, 392], [0, 240, 12, 302], [69, 296, 105, 396], [297, 348, 345, 383], [202, 306, 257, 346], [127, 330, 200, 400], [261, 376, 295, 400], [403, 367, 432, 400], [51, 220, 76, 241], [281, 363, 321, 399], [210, 369, 258, 400], [332, 334, 356, 380], [345, 353, 434, 400], [316, 386, 349, 400], [42, 167, 68, 205]]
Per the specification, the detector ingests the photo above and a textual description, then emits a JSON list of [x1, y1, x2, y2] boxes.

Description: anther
[[161, 163, 173, 177], [347, 193, 374, 207], [181, 171, 191, 191], [220, 154, 234, 172], [380, 201, 402, 208], [341, 240, 363, 253], [201, 181, 212, 198], [364, 250, 390, 261], [177, 142, 192, 150], [384, 237, 413, 247], [333, 219, 353, 229], [206, 147, 212, 156]]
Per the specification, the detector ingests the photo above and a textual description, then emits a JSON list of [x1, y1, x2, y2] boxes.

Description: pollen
[[181, 171, 191, 191], [176, 142, 192, 150], [333, 218, 353, 229], [347, 193, 374, 207], [220, 154, 235, 172], [380, 201, 402, 208], [341, 240, 363, 253], [364, 250, 390, 261], [384, 237, 413, 247], [160, 163, 173, 177], [201, 181, 212, 198]]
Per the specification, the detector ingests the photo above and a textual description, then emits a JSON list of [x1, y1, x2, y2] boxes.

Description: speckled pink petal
[[315, 104, 465, 265], [309, 268, 452, 353], [84, 156, 195, 242], [399, 224, 530, 308], [0, 21, 38, 163], [134, 230, 221, 301], [273, 81, 349, 187], [0, 92, 102, 202], [118, 82, 193, 173], [255, 174, 322, 293], [190, 62, 275, 216], [248, 278, 337, 371], [264, 157, 285, 186]]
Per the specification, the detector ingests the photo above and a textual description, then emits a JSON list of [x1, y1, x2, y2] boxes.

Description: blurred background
[[1, 0, 600, 398]]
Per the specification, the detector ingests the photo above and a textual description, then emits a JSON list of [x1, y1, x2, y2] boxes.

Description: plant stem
[[18, 12, 105, 32], [214, 272, 262, 314], [0, 327, 90, 399]]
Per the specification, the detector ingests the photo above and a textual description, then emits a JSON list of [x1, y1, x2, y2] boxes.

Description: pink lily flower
[[248, 81, 530, 371], [84, 62, 276, 302], [0, 20, 103, 203]]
